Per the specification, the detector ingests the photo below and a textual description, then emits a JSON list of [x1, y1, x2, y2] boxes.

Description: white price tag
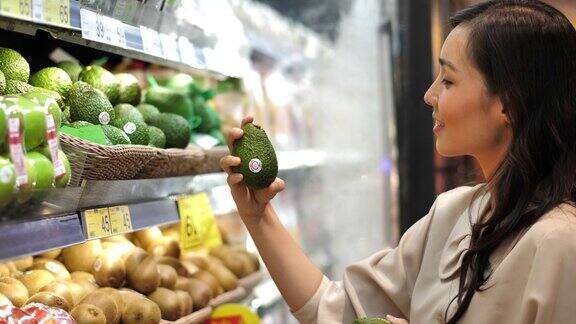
[[177, 36, 205, 68], [140, 26, 163, 57], [80, 8, 106, 43], [103, 16, 126, 48], [32, 0, 43, 21], [160, 33, 180, 62]]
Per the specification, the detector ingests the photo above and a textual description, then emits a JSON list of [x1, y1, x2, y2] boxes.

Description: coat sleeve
[[518, 225, 576, 324], [292, 199, 438, 324]]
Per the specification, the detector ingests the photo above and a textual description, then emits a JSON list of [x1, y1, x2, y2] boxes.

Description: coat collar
[[439, 189, 491, 280]]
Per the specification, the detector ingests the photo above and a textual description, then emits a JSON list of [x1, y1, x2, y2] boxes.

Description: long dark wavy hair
[[444, 1, 576, 323]]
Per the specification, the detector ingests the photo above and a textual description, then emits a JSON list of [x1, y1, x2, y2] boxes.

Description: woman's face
[[424, 26, 511, 160]]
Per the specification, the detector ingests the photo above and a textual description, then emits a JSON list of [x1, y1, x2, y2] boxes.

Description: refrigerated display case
[[0, 0, 401, 322]]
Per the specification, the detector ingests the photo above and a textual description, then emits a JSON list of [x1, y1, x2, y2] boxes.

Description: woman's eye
[[441, 79, 453, 87]]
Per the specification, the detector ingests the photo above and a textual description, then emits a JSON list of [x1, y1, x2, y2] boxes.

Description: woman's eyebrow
[[439, 58, 458, 72]]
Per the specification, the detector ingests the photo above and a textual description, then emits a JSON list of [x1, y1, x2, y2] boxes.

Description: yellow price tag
[[177, 192, 222, 252], [108, 205, 132, 235], [43, 0, 69, 26], [210, 304, 261, 324], [84, 208, 112, 239], [1, 0, 32, 19]]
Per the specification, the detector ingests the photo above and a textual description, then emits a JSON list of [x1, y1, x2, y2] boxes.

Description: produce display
[[0, 225, 260, 323]]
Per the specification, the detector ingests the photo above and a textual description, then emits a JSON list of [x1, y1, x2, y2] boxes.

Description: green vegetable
[[232, 123, 278, 189]]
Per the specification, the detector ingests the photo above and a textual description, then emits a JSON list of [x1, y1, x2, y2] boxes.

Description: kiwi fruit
[[72, 279, 98, 298], [31, 258, 71, 281], [62, 241, 102, 272], [161, 238, 180, 258], [181, 252, 209, 269], [39, 249, 62, 259], [70, 303, 107, 324], [206, 262, 238, 292], [80, 291, 120, 324], [180, 260, 200, 277], [175, 276, 212, 310], [210, 246, 246, 278], [156, 256, 188, 277], [127, 255, 160, 294], [18, 269, 56, 295], [0, 263, 10, 277], [157, 264, 177, 289], [26, 291, 70, 311], [0, 292, 12, 306], [236, 252, 258, 276], [92, 251, 126, 288], [12, 256, 33, 271], [133, 227, 164, 251], [0, 277, 28, 306], [120, 290, 161, 324], [39, 281, 74, 307], [147, 288, 181, 321], [124, 247, 148, 274], [71, 271, 96, 283], [61, 280, 86, 306], [98, 288, 124, 315], [186, 278, 213, 310], [175, 290, 193, 317], [193, 270, 224, 296], [101, 241, 135, 261]]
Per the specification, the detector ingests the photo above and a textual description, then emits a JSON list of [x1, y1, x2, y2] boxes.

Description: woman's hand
[[220, 116, 285, 226], [386, 315, 409, 324]]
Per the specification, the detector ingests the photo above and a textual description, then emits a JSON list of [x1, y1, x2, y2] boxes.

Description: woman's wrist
[[241, 204, 277, 231]]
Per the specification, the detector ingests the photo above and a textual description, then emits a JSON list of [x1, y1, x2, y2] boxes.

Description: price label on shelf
[[43, 0, 69, 27], [31, 0, 42, 21], [140, 26, 163, 57], [108, 205, 132, 235], [80, 8, 106, 43], [103, 16, 126, 48], [1, 0, 32, 19], [178, 36, 203, 68], [84, 208, 112, 239], [159, 32, 180, 62], [177, 192, 222, 252]]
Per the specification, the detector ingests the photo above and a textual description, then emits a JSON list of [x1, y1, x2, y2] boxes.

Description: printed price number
[[44, 0, 70, 26], [84, 208, 112, 239], [1, 0, 32, 19], [108, 205, 132, 235], [177, 193, 222, 252]]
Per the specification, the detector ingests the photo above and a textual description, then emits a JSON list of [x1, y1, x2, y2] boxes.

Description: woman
[[221, 0, 576, 323]]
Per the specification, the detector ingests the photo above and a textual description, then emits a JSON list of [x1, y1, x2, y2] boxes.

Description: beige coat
[[292, 185, 576, 324]]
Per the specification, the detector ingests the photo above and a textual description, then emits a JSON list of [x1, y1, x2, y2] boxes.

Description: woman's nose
[[423, 83, 438, 108]]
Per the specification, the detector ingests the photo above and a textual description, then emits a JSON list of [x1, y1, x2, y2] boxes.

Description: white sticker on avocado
[[99, 112, 110, 125], [249, 158, 262, 174], [0, 166, 13, 184], [46, 262, 59, 273], [123, 122, 136, 134], [93, 258, 102, 272]]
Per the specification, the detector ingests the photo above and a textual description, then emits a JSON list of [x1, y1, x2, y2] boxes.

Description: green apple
[[0, 105, 6, 153], [23, 92, 62, 129], [26, 152, 54, 189], [15, 156, 37, 204], [37, 146, 70, 188], [0, 156, 15, 206], [1, 96, 47, 150]]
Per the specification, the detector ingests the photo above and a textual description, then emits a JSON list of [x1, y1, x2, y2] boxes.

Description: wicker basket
[[60, 134, 227, 184]]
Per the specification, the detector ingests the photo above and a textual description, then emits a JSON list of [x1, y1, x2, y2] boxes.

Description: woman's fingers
[[227, 173, 243, 187], [386, 315, 409, 324], [220, 156, 241, 174], [241, 116, 254, 126], [253, 178, 285, 203], [226, 127, 244, 151]]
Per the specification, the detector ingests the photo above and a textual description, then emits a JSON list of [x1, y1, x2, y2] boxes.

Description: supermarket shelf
[[80, 199, 179, 240], [0, 3, 229, 78], [0, 213, 84, 262]]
